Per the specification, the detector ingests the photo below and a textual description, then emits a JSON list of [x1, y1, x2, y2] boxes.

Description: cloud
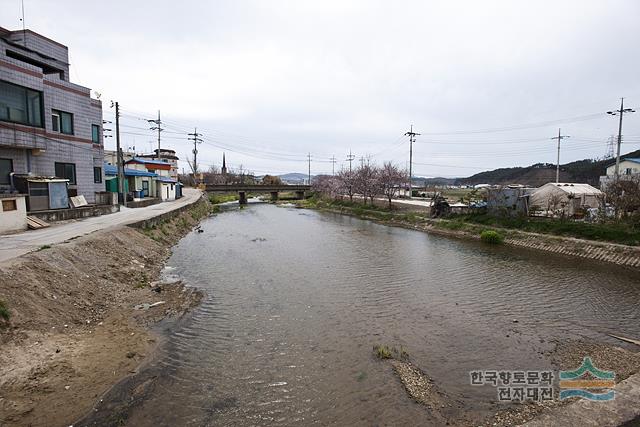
[[2, 0, 639, 176]]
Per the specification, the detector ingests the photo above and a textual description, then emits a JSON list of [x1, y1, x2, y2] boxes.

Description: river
[[85, 202, 640, 426]]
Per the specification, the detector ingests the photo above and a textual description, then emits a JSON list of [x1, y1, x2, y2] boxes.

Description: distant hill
[[412, 177, 457, 186], [278, 172, 309, 184], [455, 149, 640, 187]]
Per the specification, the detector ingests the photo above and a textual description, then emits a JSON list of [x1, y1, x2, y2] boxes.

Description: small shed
[[486, 185, 536, 216], [156, 176, 177, 201], [528, 183, 603, 217], [12, 176, 70, 211]]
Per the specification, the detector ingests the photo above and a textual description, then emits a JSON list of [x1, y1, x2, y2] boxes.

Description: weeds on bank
[[37, 244, 51, 251], [450, 213, 640, 246], [0, 300, 10, 323], [480, 229, 504, 244], [208, 194, 239, 205], [373, 344, 409, 360]]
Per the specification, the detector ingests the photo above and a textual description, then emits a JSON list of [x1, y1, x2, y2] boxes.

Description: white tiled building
[[0, 27, 104, 205], [599, 158, 640, 189]]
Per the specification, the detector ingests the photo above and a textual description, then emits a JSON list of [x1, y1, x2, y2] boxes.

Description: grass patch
[[374, 344, 393, 359], [37, 244, 51, 251], [450, 213, 640, 246], [208, 193, 239, 204], [0, 300, 10, 322], [480, 229, 504, 244], [373, 344, 409, 360]]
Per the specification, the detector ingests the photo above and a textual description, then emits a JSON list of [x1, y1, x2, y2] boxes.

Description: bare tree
[[262, 174, 283, 185], [337, 168, 356, 202], [378, 162, 407, 209], [604, 176, 640, 218], [312, 175, 340, 198], [354, 163, 379, 205], [547, 193, 564, 217]]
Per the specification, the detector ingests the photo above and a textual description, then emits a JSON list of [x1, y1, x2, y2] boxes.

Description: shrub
[[480, 229, 504, 244], [373, 345, 393, 359], [0, 300, 10, 322]]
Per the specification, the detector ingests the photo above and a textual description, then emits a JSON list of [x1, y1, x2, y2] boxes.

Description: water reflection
[[110, 204, 640, 425]]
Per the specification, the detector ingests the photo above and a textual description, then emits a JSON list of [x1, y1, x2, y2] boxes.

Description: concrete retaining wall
[[502, 232, 640, 268], [424, 222, 640, 268], [127, 194, 205, 229], [127, 198, 161, 209], [30, 204, 119, 222]]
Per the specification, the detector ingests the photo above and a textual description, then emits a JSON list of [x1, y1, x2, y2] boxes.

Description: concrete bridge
[[205, 184, 311, 204]]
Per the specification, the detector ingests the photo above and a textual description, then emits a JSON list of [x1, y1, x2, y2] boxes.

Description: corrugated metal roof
[[127, 157, 171, 167], [606, 158, 640, 168], [156, 176, 177, 183], [104, 163, 158, 177]]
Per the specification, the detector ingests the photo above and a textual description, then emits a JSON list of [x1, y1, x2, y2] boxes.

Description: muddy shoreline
[[0, 198, 212, 427]]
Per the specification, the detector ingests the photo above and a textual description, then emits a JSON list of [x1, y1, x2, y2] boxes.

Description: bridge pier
[[270, 191, 279, 201], [295, 190, 305, 200], [238, 191, 247, 205]]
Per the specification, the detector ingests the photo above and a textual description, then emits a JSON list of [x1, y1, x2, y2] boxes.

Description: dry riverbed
[[0, 202, 211, 427]]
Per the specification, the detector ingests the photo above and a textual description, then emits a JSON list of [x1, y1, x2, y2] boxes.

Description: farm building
[[528, 183, 603, 217]]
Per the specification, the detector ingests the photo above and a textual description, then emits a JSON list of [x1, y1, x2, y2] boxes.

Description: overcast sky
[[2, 0, 640, 177]]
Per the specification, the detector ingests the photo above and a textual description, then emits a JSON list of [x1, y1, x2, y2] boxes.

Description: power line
[[418, 112, 604, 136]]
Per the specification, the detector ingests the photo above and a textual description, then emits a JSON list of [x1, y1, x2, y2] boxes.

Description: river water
[[89, 203, 640, 426]]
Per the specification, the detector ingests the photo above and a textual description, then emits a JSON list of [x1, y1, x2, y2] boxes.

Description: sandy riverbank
[[0, 200, 212, 427]]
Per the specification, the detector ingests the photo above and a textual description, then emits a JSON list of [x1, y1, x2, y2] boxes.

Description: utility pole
[[550, 128, 570, 183], [404, 125, 420, 197], [307, 153, 312, 185], [330, 155, 337, 175], [112, 101, 126, 206], [607, 98, 636, 179], [147, 110, 163, 154], [188, 127, 203, 185], [346, 150, 355, 175]]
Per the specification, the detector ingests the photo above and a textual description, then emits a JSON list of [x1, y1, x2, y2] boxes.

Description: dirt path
[[0, 200, 211, 427]]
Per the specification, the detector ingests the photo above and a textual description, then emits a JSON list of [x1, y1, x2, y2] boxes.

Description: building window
[[92, 124, 100, 143], [54, 162, 76, 185], [52, 109, 74, 135], [94, 167, 102, 183], [0, 158, 13, 185], [2, 199, 17, 212], [0, 80, 43, 127]]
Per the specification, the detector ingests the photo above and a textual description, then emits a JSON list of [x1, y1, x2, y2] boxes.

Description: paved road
[[0, 188, 203, 264]]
